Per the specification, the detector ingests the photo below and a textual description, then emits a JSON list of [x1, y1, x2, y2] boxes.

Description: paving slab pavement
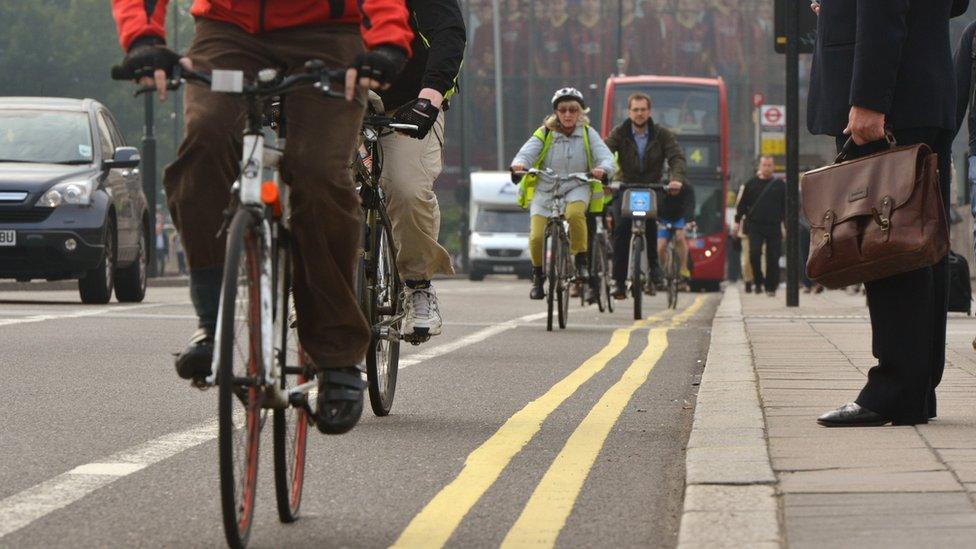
[[678, 286, 976, 548]]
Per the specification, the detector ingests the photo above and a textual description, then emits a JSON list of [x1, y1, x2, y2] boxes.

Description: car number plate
[[0, 230, 15, 247], [493, 265, 515, 273]]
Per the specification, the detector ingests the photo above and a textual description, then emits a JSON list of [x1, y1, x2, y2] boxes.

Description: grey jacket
[[511, 124, 616, 178]]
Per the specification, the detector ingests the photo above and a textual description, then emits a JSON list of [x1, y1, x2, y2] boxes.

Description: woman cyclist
[[510, 87, 615, 302]]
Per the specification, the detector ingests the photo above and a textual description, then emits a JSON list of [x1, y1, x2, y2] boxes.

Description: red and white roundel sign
[[763, 106, 783, 125]]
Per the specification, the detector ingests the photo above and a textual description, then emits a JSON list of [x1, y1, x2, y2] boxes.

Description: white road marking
[[0, 420, 218, 539], [399, 311, 548, 368], [0, 309, 551, 540], [0, 302, 169, 328]]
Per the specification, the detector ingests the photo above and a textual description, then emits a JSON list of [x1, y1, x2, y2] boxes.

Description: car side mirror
[[103, 146, 141, 170]]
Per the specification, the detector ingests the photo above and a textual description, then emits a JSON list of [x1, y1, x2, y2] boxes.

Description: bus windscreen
[[610, 85, 720, 137]]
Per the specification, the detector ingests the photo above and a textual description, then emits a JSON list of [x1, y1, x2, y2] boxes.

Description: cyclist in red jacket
[[111, 0, 413, 435]]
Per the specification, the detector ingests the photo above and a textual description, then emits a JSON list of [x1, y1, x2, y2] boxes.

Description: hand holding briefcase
[[801, 136, 948, 289]]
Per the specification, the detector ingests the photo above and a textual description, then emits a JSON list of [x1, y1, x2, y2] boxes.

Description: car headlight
[[39, 180, 95, 207], [470, 244, 485, 256]]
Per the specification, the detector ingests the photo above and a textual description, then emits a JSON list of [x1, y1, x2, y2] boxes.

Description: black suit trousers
[[747, 223, 782, 292], [837, 129, 952, 423]]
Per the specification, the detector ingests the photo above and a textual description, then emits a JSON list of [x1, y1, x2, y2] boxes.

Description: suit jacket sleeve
[[850, 0, 911, 114], [414, 0, 466, 95], [953, 0, 970, 17], [662, 129, 687, 183], [954, 21, 976, 143]]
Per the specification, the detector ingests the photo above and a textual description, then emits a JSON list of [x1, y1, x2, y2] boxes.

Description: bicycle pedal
[[190, 377, 212, 391]]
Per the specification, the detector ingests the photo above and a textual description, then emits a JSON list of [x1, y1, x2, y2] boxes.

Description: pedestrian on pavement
[[154, 212, 167, 277], [603, 91, 688, 299], [733, 156, 785, 297], [952, 18, 976, 349], [173, 233, 187, 276], [811, 0, 969, 427], [733, 182, 755, 293]]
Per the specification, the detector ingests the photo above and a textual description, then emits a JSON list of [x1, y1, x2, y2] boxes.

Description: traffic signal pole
[[143, 93, 158, 277], [785, 0, 800, 307]]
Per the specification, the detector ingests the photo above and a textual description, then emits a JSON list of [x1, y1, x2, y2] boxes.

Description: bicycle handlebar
[[362, 115, 419, 133], [114, 61, 350, 102]]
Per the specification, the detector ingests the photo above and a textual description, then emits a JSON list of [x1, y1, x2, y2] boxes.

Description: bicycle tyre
[[603, 236, 614, 313], [217, 208, 264, 549], [557, 231, 570, 330], [668, 243, 679, 310], [366, 212, 401, 416], [591, 240, 605, 313], [545, 225, 556, 332], [631, 236, 643, 320], [273, 237, 308, 523]]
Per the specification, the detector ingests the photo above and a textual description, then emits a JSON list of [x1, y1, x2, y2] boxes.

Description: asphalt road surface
[[0, 278, 718, 548]]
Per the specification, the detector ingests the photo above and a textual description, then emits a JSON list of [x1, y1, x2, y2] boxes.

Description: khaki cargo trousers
[[378, 110, 455, 280], [164, 19, 369, 367]]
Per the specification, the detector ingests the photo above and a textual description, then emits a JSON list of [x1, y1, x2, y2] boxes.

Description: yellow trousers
[[529, 201, 588, 267]]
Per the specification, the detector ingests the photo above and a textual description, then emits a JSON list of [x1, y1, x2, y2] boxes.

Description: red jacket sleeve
[[359, 0, 414, 56], [112, 0, 168, 51]]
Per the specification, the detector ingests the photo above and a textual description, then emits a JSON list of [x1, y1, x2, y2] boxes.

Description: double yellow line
[[392, 297, 705, 548]]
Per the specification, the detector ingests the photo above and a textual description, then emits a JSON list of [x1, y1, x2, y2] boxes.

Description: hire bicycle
[[518, 168, 592, 331], [115, 61, 355, 548], [353, 92, 419, 416]]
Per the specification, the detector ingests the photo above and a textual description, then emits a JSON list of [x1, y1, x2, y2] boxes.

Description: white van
[[468, 171, 531, 281]]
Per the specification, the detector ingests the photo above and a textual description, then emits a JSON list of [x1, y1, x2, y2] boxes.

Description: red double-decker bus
[[601, 75, 729, 291]]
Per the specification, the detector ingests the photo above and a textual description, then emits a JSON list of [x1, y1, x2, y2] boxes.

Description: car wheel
[[115, 221, 148, 302], [469, 271, 485, 281], [79, 217, 116, 304]]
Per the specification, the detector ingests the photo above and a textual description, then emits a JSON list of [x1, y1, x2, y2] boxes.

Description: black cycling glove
[[111, 36, 181, 81], [350, 45, 407, 87], [393, 98, 441, 139]]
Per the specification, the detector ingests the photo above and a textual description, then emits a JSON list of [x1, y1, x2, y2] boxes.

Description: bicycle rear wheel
[[557, 232, 570, 330], [592, 239, 606, 313], [603, 236, 614, 313], [366, 212, 401, 416], [272, 237, 308, 523], [545, 225, 557, 332], [217, 208, 265, 549], [667, 244, 679, 309], [630, 236, 643, 320]]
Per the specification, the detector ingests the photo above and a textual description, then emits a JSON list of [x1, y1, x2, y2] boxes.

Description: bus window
[[690, 179, 725, 237], [611, 85, 719, 136]]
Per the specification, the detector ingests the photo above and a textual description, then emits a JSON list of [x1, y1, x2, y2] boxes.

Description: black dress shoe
[[817, 402, 890, 427], [175, 328, 214, 380]]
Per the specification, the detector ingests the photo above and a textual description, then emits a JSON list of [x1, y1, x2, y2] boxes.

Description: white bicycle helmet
[[551, 87, 586, 110]]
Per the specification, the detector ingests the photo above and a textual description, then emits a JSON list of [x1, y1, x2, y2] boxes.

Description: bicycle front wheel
[[545, 225, 557, 332], [217, 208, 265, 549], [366, 212, 401, 416], [592, 239, 606, 313], [272, 237, 308, 523], [603, 236, 614, 313], [630, 236, 643, 320]]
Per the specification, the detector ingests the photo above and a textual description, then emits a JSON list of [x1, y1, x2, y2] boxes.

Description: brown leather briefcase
[[801, 139, 948, 289]]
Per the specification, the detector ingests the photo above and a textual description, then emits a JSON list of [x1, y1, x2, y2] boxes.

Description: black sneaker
[[315, 366, 366, 435], [175, 328, 214, 380]]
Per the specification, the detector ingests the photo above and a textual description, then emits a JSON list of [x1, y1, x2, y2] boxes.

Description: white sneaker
[[402, 283, 442, 337]]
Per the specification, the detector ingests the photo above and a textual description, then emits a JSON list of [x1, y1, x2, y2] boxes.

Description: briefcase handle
[[834, 131, 897, 163]]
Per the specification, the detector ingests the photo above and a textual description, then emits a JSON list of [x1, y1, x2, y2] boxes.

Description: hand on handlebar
[[591, 168, 606, 182], [345, 46, 407, 101], [112, 38, 190, 102]]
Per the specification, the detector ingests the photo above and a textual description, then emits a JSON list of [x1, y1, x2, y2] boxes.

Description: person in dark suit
[[810, 0, 969, 427]]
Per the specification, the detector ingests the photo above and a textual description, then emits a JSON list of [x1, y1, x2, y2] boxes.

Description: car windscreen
[[0, 110, 94, 164], [475, 209, 529, 233]]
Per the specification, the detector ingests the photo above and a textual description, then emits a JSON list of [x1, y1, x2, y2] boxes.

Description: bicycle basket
[[621, 187, 657, 219]]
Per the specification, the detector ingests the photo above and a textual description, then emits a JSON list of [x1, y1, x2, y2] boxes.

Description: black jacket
[[807, 0, 968, 136], [735, 177, 785, 228], [604, 119, 687, 185], [378, 0, 466, 112], [954, 19, 976, 154], [657, 185, 695, 222]]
